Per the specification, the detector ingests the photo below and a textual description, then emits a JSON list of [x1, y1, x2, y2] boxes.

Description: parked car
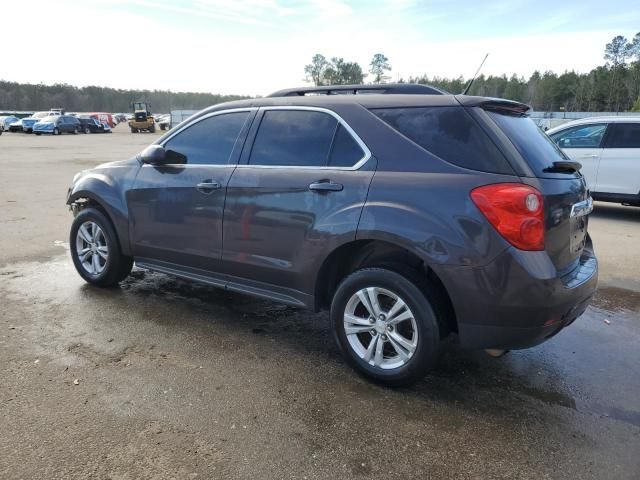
[[157, 114, 171, 130], [547, 117, 640, 206], [22, 111, 61, 133], [66, 84, 597, 386], [78, 117, 110, 134], [0, 116, 19, 131], [87, 112, 116, 128], [34, 115, 80, 135], [8, 119, 23, 132]]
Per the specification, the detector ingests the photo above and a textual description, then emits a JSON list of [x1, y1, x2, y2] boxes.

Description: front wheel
[[331, 268, 441, 386], [70, 208, 133, 287], [53, 127, 60, 135], [84, 127, 91, 134]]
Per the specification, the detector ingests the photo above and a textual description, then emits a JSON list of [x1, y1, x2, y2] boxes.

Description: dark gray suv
[[67, 84, 597, 386]]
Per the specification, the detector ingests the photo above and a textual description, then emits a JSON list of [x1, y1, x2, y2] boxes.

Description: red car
[[87, 112, 115, 128]]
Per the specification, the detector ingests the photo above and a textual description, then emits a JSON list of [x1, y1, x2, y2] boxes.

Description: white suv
[[547, 117, 640, 206]]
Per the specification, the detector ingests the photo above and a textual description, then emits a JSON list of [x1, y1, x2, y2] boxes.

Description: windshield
[[486, 111, 574, 177], [39, 116, 58, 123], [33, 112, 50, 118]]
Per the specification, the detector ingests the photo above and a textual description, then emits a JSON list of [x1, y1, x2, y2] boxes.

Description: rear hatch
[[482, 106, 591, 273]]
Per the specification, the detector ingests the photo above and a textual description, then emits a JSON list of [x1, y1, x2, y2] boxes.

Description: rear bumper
[[434, 240, 598, 350]]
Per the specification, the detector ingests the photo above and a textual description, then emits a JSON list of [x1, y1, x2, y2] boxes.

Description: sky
[[2, 0, 639, 96]]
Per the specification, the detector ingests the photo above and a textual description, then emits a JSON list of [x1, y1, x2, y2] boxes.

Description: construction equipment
[[128, 102, 155, 133]]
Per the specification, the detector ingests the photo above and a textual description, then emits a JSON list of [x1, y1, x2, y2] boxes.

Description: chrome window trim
[[236, 105, 372, 171], [142, 107, 258, 168]]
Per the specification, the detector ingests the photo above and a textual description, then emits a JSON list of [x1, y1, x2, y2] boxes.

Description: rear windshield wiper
[[543, 160, 582, 173]]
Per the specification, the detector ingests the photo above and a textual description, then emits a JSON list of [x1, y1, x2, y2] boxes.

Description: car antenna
[[462, 53, 489, 95]]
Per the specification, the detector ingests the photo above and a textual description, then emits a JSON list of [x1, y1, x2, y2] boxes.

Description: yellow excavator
[[128, 102, 155, 133]]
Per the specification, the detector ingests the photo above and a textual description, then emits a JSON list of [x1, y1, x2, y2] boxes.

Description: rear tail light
[[471, 183, 544, 251]]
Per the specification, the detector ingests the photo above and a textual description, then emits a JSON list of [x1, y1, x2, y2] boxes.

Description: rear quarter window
[[372, 106, 513, 174]]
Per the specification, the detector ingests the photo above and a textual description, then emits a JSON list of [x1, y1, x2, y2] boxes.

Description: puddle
[[591, 286, 640, 313]]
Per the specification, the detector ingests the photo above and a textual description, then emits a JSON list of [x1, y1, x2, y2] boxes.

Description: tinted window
[[250, 110, 337, 167], [487, 111, 570, 176], [373, 107, 512, 174], [164, 112, 249, 165], [604, 123, 640, 148], [550, 124, 607, 148], [328, 125, 365, 167]]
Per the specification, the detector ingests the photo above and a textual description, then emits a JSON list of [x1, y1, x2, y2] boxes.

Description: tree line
[[304, 33, 640, 112], [0, 81, 248, 113], [2, 33, 639, 113]]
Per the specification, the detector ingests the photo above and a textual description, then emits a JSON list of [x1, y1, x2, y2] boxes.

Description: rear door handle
[[196, 180, 221, 194], [580, 154, 599, 158], [309, 181, 343, 192]]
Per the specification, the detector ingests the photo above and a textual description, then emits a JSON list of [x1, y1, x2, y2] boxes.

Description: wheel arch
[[314, 239, 457, 337], [67, 181, 132, 256]]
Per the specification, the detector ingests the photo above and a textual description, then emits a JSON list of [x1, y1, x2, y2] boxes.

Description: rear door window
[[372, 106, 512, 174], [249, 110, 337, 167], [549, 124, 607, 148], [603, 123, 640, 148], [328, 125, 365, 167]]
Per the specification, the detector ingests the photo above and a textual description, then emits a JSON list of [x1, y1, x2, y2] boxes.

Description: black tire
[[331, 268, 441, 387], [149, 125, 156, 133], [53, 127, 60, 135], [130, 127, 137, 133], [84, 127, 91, 134], [35, 132, 41, 136], [69, 207, 133, 287]]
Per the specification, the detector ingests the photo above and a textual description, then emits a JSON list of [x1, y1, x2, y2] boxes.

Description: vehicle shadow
[[591, 202, 640, 221]]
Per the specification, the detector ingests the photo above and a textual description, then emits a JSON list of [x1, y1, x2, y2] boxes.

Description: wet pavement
[[1, 129, 639, 479]]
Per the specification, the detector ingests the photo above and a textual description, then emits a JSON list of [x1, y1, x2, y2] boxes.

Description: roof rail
[[267, 83, 448, 97]]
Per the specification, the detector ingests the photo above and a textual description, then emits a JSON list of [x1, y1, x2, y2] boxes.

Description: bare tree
[[369, 53, 391, 84], [604, 35, 632, 110], [304, 54, 329, 86]]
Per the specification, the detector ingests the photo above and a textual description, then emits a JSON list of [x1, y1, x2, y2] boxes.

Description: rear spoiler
[[455, 95, 531, 115]]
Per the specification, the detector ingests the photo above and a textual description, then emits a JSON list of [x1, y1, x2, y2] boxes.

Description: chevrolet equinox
[[67, 84, 598, 386]]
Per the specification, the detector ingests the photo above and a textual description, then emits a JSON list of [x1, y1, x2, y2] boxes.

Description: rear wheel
[[35, 132, 41, 136], [53, 127, 60, 135], [84, 127, 91, 134], [130, 127, 138, 133], [331, 268, 441, 386], [70, 208, 133, 287]]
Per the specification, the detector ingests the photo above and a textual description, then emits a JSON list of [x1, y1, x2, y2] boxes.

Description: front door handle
[[309, 180, 343, 192], [580, 154, 599, 158], [196, 180, 221, 194]]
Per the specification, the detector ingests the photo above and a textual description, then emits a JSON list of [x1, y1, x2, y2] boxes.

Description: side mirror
[[140, 145, 168, 165], [140, 145, 187, 165]]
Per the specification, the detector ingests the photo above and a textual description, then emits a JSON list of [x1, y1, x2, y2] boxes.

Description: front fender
[[67, 168, 137, 256]]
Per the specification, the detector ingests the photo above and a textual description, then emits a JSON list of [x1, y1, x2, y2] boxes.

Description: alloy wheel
[[343, 287, 418, 370], [75, 221, 109, 275]]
